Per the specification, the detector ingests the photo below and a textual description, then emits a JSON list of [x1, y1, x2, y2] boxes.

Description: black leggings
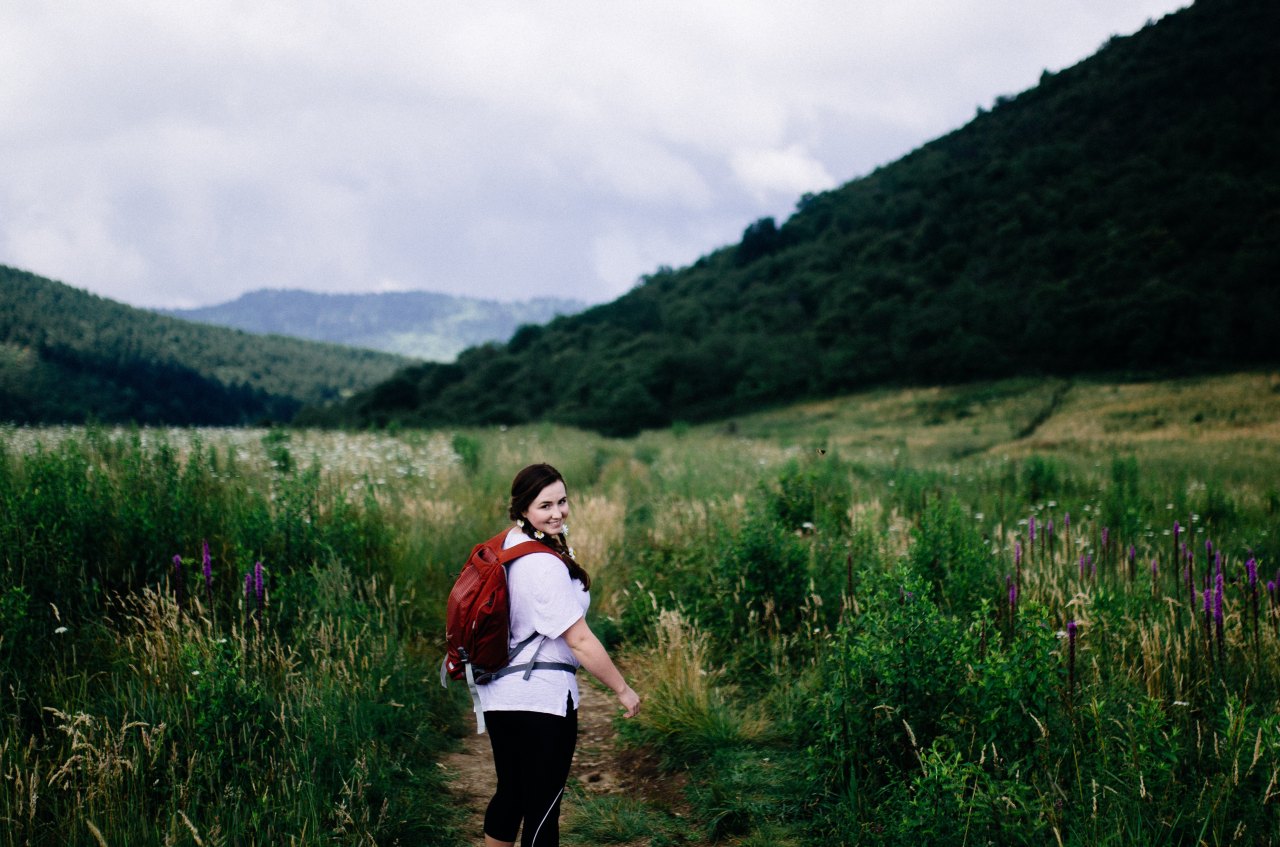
[[483, 700, 578, 846]]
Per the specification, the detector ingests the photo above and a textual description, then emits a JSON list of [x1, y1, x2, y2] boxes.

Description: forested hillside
[[0, 266, 407, 425], [340, 0, 1280, 436], [159, 289, 585, 361]]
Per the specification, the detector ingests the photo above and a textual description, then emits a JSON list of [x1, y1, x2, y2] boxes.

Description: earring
[[517, 519, 525, 528]]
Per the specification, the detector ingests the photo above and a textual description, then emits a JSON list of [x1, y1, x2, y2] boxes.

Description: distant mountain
[[159, 289, 586, 360], [0, 266, 408, 425], [338, 0, 1280, 437]]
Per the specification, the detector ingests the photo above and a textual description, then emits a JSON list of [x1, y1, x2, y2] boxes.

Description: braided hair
[[508, 463, 591, 591]]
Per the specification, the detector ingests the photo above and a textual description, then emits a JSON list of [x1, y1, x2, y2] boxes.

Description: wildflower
[[1064, 512, 1070, 530], [1173, 520, 1180, 543], [254, 561, 264, 609], [54, 626, 69, 635], [1151, 558, 1158, 577], [1101, 527, 1109, 549], [1029, 516, 1036, 543], [202, 540, 213, 595], [1015, 541, 1022, 568], [1246, 557, 1258, 588]]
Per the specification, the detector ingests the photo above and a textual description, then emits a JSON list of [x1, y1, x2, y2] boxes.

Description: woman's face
[[522, 480, 569, 536]]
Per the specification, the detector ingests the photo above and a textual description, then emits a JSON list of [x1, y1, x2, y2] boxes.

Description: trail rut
[[440, 678, 695, 845]]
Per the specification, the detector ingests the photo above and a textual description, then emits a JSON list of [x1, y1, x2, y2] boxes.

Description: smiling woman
[[476, 462, 640, 847]]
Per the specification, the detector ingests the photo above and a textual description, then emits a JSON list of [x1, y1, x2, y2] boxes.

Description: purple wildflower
[[1151, 558, 1158, 577], [1015, 541, 1022, 568], [1064, 512, 1070, 531], [1214, 576, 1224, 625], [1029, 516, 1036, 544], [202, 540, 213, 596], [244, 571, 253, 601], [1047, 519, 1054, 542], [1173, 520, 1180, 542], [1101, 527, 1109, 550], [254, 561, 264, 610], [1007, 574, 1018, 609], [1206, 539, 1214, 557], [1247, 557, 1258, 588]]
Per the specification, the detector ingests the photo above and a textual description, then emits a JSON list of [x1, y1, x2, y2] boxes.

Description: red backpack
[[439, 529, 578, 732]]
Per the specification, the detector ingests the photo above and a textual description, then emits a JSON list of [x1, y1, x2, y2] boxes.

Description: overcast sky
[[2, 1, 1188, 310]]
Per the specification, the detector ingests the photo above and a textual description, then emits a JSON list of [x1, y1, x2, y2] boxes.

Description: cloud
[[731, 145, 836, 205], [0, 0, 1190, 308]]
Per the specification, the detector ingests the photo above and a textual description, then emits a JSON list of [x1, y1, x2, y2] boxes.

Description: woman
[[479, 463, 641, 847]]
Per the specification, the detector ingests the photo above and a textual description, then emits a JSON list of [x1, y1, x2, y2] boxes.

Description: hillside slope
[[160, 289, 585, 361], [0, 266, 407, 425], [341, 0, 1279, 436]]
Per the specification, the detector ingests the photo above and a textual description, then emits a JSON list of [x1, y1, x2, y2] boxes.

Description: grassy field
[[3, 370, 1279, 845]]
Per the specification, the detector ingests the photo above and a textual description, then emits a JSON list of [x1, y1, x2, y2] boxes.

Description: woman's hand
[[564, 617, 641, 718], [616, 684, 641, 718]]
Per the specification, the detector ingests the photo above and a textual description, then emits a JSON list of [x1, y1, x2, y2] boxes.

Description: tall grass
[[610, 435, 1280, 844], [0, 427, 463, 845], [5, 375, 1280, 844]]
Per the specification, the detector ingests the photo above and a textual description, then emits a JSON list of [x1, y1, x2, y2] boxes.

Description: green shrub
[[909, 496, 997, 615], [765, 453, 851, 534]]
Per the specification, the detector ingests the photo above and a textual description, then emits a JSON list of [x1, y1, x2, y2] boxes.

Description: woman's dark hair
[[509, 463, 591, 590]]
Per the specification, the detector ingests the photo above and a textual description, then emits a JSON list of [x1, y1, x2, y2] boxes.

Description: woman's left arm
[[562, 617, 641, 718]]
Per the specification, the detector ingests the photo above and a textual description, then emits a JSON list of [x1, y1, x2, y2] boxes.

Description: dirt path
[[441, 679, 695, 845]]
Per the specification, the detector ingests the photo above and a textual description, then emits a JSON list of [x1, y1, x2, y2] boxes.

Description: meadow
[[2, 371, 1279, 845]]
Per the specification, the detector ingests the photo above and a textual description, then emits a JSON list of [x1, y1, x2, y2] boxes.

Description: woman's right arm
[[562, 616, 641, 718]]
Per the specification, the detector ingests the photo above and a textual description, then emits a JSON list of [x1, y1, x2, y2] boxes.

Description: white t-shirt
[[476, 527, 590, 716]]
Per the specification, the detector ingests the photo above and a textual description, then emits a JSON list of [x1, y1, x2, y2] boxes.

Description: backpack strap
[[476, 633, 579, 683], [496, 537, 558, 564], [492, 634, 579, 681]]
